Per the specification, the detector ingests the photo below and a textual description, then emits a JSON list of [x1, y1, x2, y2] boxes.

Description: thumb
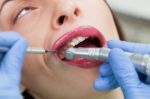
[[108, 48, 141, 89], [1, 38, 28, 80]]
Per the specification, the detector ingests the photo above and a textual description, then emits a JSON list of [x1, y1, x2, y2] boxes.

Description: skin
[[0, 0, 123, 99]]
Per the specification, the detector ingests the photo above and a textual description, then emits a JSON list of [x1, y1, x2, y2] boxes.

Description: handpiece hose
[[65, 48, 150, 76]]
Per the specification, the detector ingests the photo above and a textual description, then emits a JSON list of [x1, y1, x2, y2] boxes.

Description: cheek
[[79, 0, 119, 40], [94, 1, 119, 40], [13, 20, 48, 47]]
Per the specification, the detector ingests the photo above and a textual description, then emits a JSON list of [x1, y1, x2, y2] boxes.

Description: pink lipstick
[[52, 26, 107, 68]]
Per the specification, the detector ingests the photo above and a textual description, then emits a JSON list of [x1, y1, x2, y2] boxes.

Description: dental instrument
[[65, 48, 150, 76], [0, 46, 56, 54]]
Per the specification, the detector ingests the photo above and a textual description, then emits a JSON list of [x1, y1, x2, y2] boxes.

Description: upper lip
[[52, 26, 106, 50], [52, 26, 107, 58]]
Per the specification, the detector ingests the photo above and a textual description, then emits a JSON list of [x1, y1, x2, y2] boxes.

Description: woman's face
[[0, 0, 119, 99]]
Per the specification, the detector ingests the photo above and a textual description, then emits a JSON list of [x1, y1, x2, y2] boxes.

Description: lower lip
[[66, 56, 103, 68], [52, 26, 107, 68]]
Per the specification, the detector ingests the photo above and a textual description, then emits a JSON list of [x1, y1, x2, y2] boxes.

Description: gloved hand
[[94, 40, 150, 99], [0, 32, 28, 99]]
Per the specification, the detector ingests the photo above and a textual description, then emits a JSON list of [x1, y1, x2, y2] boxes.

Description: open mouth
[[52, 26, 107, 68]]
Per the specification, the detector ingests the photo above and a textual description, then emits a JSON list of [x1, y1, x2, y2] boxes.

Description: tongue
[[75, 41, 98, 48]]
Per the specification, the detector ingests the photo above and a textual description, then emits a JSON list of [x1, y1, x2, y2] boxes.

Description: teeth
[[60, 37, 88, 60], [69, 37, 87, 47]]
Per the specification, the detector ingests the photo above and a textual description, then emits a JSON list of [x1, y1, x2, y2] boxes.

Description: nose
[[52, 1, 80, 29]]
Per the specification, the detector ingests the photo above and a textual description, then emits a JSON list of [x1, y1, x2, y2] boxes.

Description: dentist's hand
[[0, 32, 28, 99], [94, 40, 150, 99]]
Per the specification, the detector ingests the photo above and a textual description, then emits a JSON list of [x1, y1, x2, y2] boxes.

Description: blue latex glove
[[94, 40, 150, 99], [0, 32, 28, 99]]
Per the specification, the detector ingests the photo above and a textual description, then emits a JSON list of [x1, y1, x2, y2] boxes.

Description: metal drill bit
[[0, 46, 57, 54]]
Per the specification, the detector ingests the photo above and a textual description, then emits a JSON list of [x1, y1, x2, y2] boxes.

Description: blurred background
[[106, 0, 150, 43]]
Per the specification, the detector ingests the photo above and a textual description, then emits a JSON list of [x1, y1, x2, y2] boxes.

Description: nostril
[[74, 8, 80, 16], [58, 15, 67, 25], [57, 8, 80, 26]]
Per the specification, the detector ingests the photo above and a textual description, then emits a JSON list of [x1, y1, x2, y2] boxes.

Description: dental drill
[[0, 46, 56, 54], [65, 48, 150, 76]]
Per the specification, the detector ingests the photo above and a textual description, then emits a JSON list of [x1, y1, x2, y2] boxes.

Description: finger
[[137, 72, 147, 82], [1, 38, 28, 78], [94, 76, 118, 91], [100, 63, 113, 77], [109, 48, 141, 88], [145, 76, 150, 84], [108, 40, 150, 54], [0, 53, 5, 61], [0, 32, 21, 47], [0, 32, 21, 63]]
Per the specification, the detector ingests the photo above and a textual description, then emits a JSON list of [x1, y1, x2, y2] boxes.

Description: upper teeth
[[59, 37, 88, 59], [69, 37, 87, 47]]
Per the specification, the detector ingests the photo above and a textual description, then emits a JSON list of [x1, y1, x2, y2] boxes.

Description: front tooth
[[77, 37, 86, 43], [72, 38, 80, 45], [69, 37, 87, 46], [69, 39, 79, 46], [72, 37, 87, 45], [70, 40, 77, 46]]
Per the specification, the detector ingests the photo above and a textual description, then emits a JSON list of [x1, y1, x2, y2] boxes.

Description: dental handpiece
[[0, 46, 56, 54], [65, 48, 150, 76]]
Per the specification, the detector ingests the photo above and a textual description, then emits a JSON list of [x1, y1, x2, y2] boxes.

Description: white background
[[107, 0, 150, 20], [106, 0, 150, 43]]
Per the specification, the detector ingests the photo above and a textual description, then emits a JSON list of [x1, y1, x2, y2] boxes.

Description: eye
[[14, 7, 34, 23]]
